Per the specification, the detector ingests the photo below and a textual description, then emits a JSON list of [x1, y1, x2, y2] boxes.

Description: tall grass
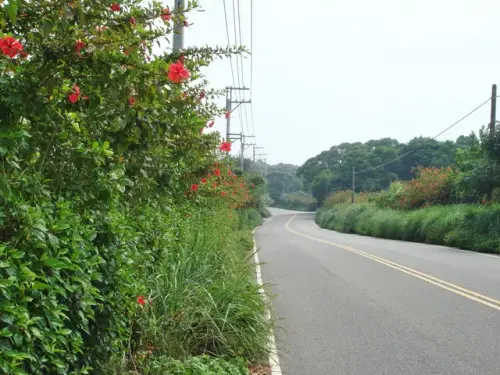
[[117, 207, 271, 374], [316, 203, 500, 254]]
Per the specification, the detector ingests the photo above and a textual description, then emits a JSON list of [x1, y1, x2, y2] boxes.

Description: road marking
[[314, 220, 500, 260], [252, 228, 282, 375], [285, 215, 500, 312]]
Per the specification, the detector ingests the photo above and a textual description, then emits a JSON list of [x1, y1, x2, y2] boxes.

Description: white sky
[[180, 0, 500, 165]]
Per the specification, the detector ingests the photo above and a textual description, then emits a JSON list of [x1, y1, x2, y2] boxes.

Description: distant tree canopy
[[297, 134, 481, 203], [242, 159, 313, 208]]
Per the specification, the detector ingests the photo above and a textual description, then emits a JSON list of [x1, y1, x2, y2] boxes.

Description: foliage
[[375, 167, 459, 209], [0, 1, 269, 374], [246, 160, 314, 210], [133, 355, 249, 375], [278, 192, 317, 211], [121, 211, 270, 371], [316, 203, 500, 254], [323, 190, 376, 209], [298, 135, 478, 203]]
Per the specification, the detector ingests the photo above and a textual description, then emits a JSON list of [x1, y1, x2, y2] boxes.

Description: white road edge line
[[253, 225, 282, 375]]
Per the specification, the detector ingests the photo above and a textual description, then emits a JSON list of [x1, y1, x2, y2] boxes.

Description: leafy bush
[[376, 167, 459, 210], [135, 355, 249, 375], [323, 190, 352, 208], [272, 192, 317, 211], [0, 1, 270, 374], [316, 203, 500, 254]]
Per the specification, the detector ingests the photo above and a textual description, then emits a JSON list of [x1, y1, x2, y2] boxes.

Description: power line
[[355, 95, 500, 175], [236, 0, 251, 137], [221, 0, 235, 86], [250, 0, 254, 93], [249, 0, 256, 139], [231, 0, 245, 144]]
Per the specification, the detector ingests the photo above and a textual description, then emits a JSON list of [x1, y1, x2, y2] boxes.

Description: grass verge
[[316, 203, 500, 254], [117, 207, 272, 375]]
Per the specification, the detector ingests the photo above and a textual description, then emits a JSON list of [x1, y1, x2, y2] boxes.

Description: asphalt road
[[256, 210, 500, 375]]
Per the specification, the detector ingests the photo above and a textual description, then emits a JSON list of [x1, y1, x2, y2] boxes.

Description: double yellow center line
[[285, 215, 500, 312]]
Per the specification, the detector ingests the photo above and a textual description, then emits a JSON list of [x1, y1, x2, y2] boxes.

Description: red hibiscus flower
[[0, 36, 23, 58], [167, 61, 190, 83], [68, 84, 81, 104], [161, 8, 171, 21], [137, 295, 146, 305], [199, 90, 206, 100], [190, 184, 199, 192], [221, 191, 227, 197], [201, 178, 207, 184], [129, 17, 136, 25], [75, 39, 85, 55], [219, 141, 232, 153], [128, 97, 135, 106], [225, 111, 230, 119], [110, 3, 121, 11], [208, 120, 214, 128], [214, 168, 221, 177]]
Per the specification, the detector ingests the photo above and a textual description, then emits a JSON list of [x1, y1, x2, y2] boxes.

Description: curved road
[[256, 210, 500, 375]]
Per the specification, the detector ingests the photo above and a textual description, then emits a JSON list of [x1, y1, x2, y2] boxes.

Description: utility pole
[[487, 84, 498, 201], [225, 86, 251, 169], [172, 0, 185, 53], [253, 146, 264, 162], [352, 166, 355, 204], [490, 84, 497, 136], [240, 135, 255, 171]]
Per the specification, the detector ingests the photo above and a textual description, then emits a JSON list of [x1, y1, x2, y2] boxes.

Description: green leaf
[[41, 21, 53, 37], [6, 0, 18, 25], [32, 281, 50, 290], [43, 258, 69, 270]]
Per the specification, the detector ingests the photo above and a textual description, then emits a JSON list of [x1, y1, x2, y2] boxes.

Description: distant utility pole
[[352, 166, 355, 204], [490, 84, 497, 136], [487, 84, 498, 201], [240, 135, 255, 170], [253, 146, 264, 162], [172, 0, 185, 53], [225, 86, 251, 169]]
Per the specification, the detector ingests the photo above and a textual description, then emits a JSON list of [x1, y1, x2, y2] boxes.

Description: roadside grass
[[116, 207, 272, 374], [316, 203, 500, 254]]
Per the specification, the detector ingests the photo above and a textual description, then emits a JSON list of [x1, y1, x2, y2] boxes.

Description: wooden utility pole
[[352, 166, 355, 204], [487, 84, 497, 201], [490, 84, 497, 135]]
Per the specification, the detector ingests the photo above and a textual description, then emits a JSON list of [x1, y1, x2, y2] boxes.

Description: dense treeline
[[298, 134, 480, 203], [247, 160, 317, 211], [315, 120, 500, 254]]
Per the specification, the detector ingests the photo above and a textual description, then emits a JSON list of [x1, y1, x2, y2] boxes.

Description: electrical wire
[[355, 95, 500, 174], [221, 0, 235, 86], [236, 0, 251, 138]]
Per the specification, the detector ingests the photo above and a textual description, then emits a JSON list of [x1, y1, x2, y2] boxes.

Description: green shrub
[[273, 192, 317, 212], [0, 0, 270, 373], [238, 208, 263, 229], [134, 355, 249, 375], [316, 203, 500, 254], [125, 211, 270, 368]]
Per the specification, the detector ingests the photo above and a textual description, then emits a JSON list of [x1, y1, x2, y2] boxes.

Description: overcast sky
[[181, 0, 500, 166]]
